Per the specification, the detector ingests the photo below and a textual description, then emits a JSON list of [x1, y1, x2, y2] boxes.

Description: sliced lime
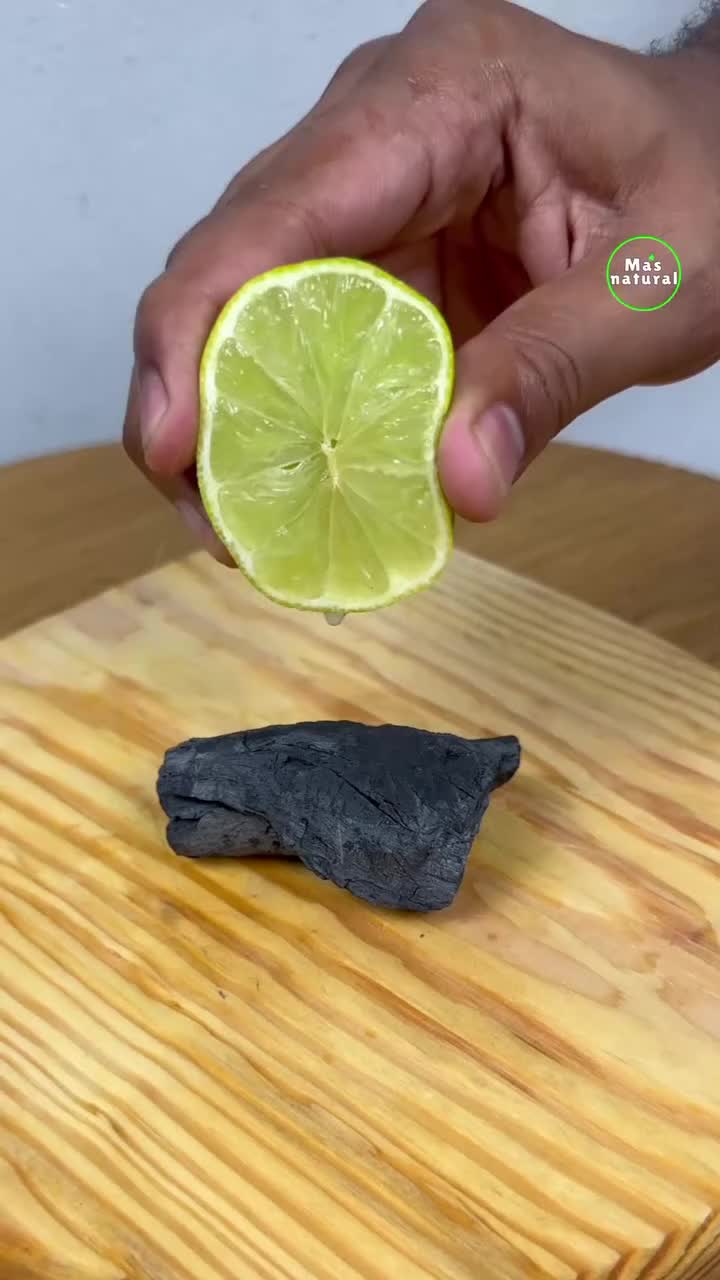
[[198, 258, 454, 612]]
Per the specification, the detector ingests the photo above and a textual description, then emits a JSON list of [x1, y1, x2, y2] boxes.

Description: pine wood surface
[[1, 550, 720, 1279], [2, 443, 719, 666]]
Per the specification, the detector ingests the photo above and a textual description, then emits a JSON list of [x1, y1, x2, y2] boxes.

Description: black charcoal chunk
[[157, 722, 520, 912]]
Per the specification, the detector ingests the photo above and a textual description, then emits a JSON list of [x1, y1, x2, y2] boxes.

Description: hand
[[123, 0, 720, 553]]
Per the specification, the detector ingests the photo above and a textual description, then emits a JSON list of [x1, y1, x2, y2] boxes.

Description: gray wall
[[3, 0, 717, 473]]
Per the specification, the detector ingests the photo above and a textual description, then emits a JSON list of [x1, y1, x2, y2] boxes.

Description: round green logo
[[606, 236, 682, 312]]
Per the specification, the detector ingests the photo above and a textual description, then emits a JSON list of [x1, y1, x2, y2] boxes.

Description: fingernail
[[471, 404, 525, 497], [139, 366, 168, 463]]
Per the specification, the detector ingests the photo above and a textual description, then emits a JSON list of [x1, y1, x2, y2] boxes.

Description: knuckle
[[317, 36, 392, 109], [165, 236, 188, 272], [510, 327, 583, 435], [165, 212, 211, 270], [216, 143, 285, 207], [134, 277, 159, 327], [334, 37, 387, 81], [133, 273, 170, 355], [256, 192, 334, 257]]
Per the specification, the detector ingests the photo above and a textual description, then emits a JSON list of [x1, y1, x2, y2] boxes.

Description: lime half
[[197, 258, 455, 613]]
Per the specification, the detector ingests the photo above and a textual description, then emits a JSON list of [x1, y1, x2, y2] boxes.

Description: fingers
[[126, 100, 431, 481], [438, 248, 687, 520], [122, 367, 235, 565], [129, 201, 327, 480], [121, 29, 432, 560]]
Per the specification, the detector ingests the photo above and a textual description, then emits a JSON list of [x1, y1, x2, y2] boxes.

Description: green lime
[[197, 258, 454, 613]]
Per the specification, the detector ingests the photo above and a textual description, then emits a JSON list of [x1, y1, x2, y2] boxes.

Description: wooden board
[[1, 551, 720, 1280], [4, 442, 720, 666]]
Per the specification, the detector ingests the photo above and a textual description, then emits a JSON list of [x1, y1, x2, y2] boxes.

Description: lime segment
[[198, 258, 455, 613]]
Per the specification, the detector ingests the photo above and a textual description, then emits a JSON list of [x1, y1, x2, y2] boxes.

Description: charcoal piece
[[157, 722, 520, 912]]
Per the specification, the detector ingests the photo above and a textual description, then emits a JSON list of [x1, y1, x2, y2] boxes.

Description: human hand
[[123, 0, 720, 552]]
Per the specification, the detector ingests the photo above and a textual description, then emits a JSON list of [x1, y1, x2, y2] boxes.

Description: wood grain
[[1, 551, 720, 1279], [3, 443, 720, 665]]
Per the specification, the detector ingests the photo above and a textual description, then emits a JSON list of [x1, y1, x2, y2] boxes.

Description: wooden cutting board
[[1, 550, 720, 1280]]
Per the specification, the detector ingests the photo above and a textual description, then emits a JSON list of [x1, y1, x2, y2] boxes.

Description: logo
[[606, 236, 682, 312]]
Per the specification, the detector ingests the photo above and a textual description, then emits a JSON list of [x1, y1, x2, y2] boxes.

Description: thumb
[[438, 250, 677, 521]]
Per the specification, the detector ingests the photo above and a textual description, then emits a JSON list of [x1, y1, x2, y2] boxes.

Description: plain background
[[3, 0, 718, 473]]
